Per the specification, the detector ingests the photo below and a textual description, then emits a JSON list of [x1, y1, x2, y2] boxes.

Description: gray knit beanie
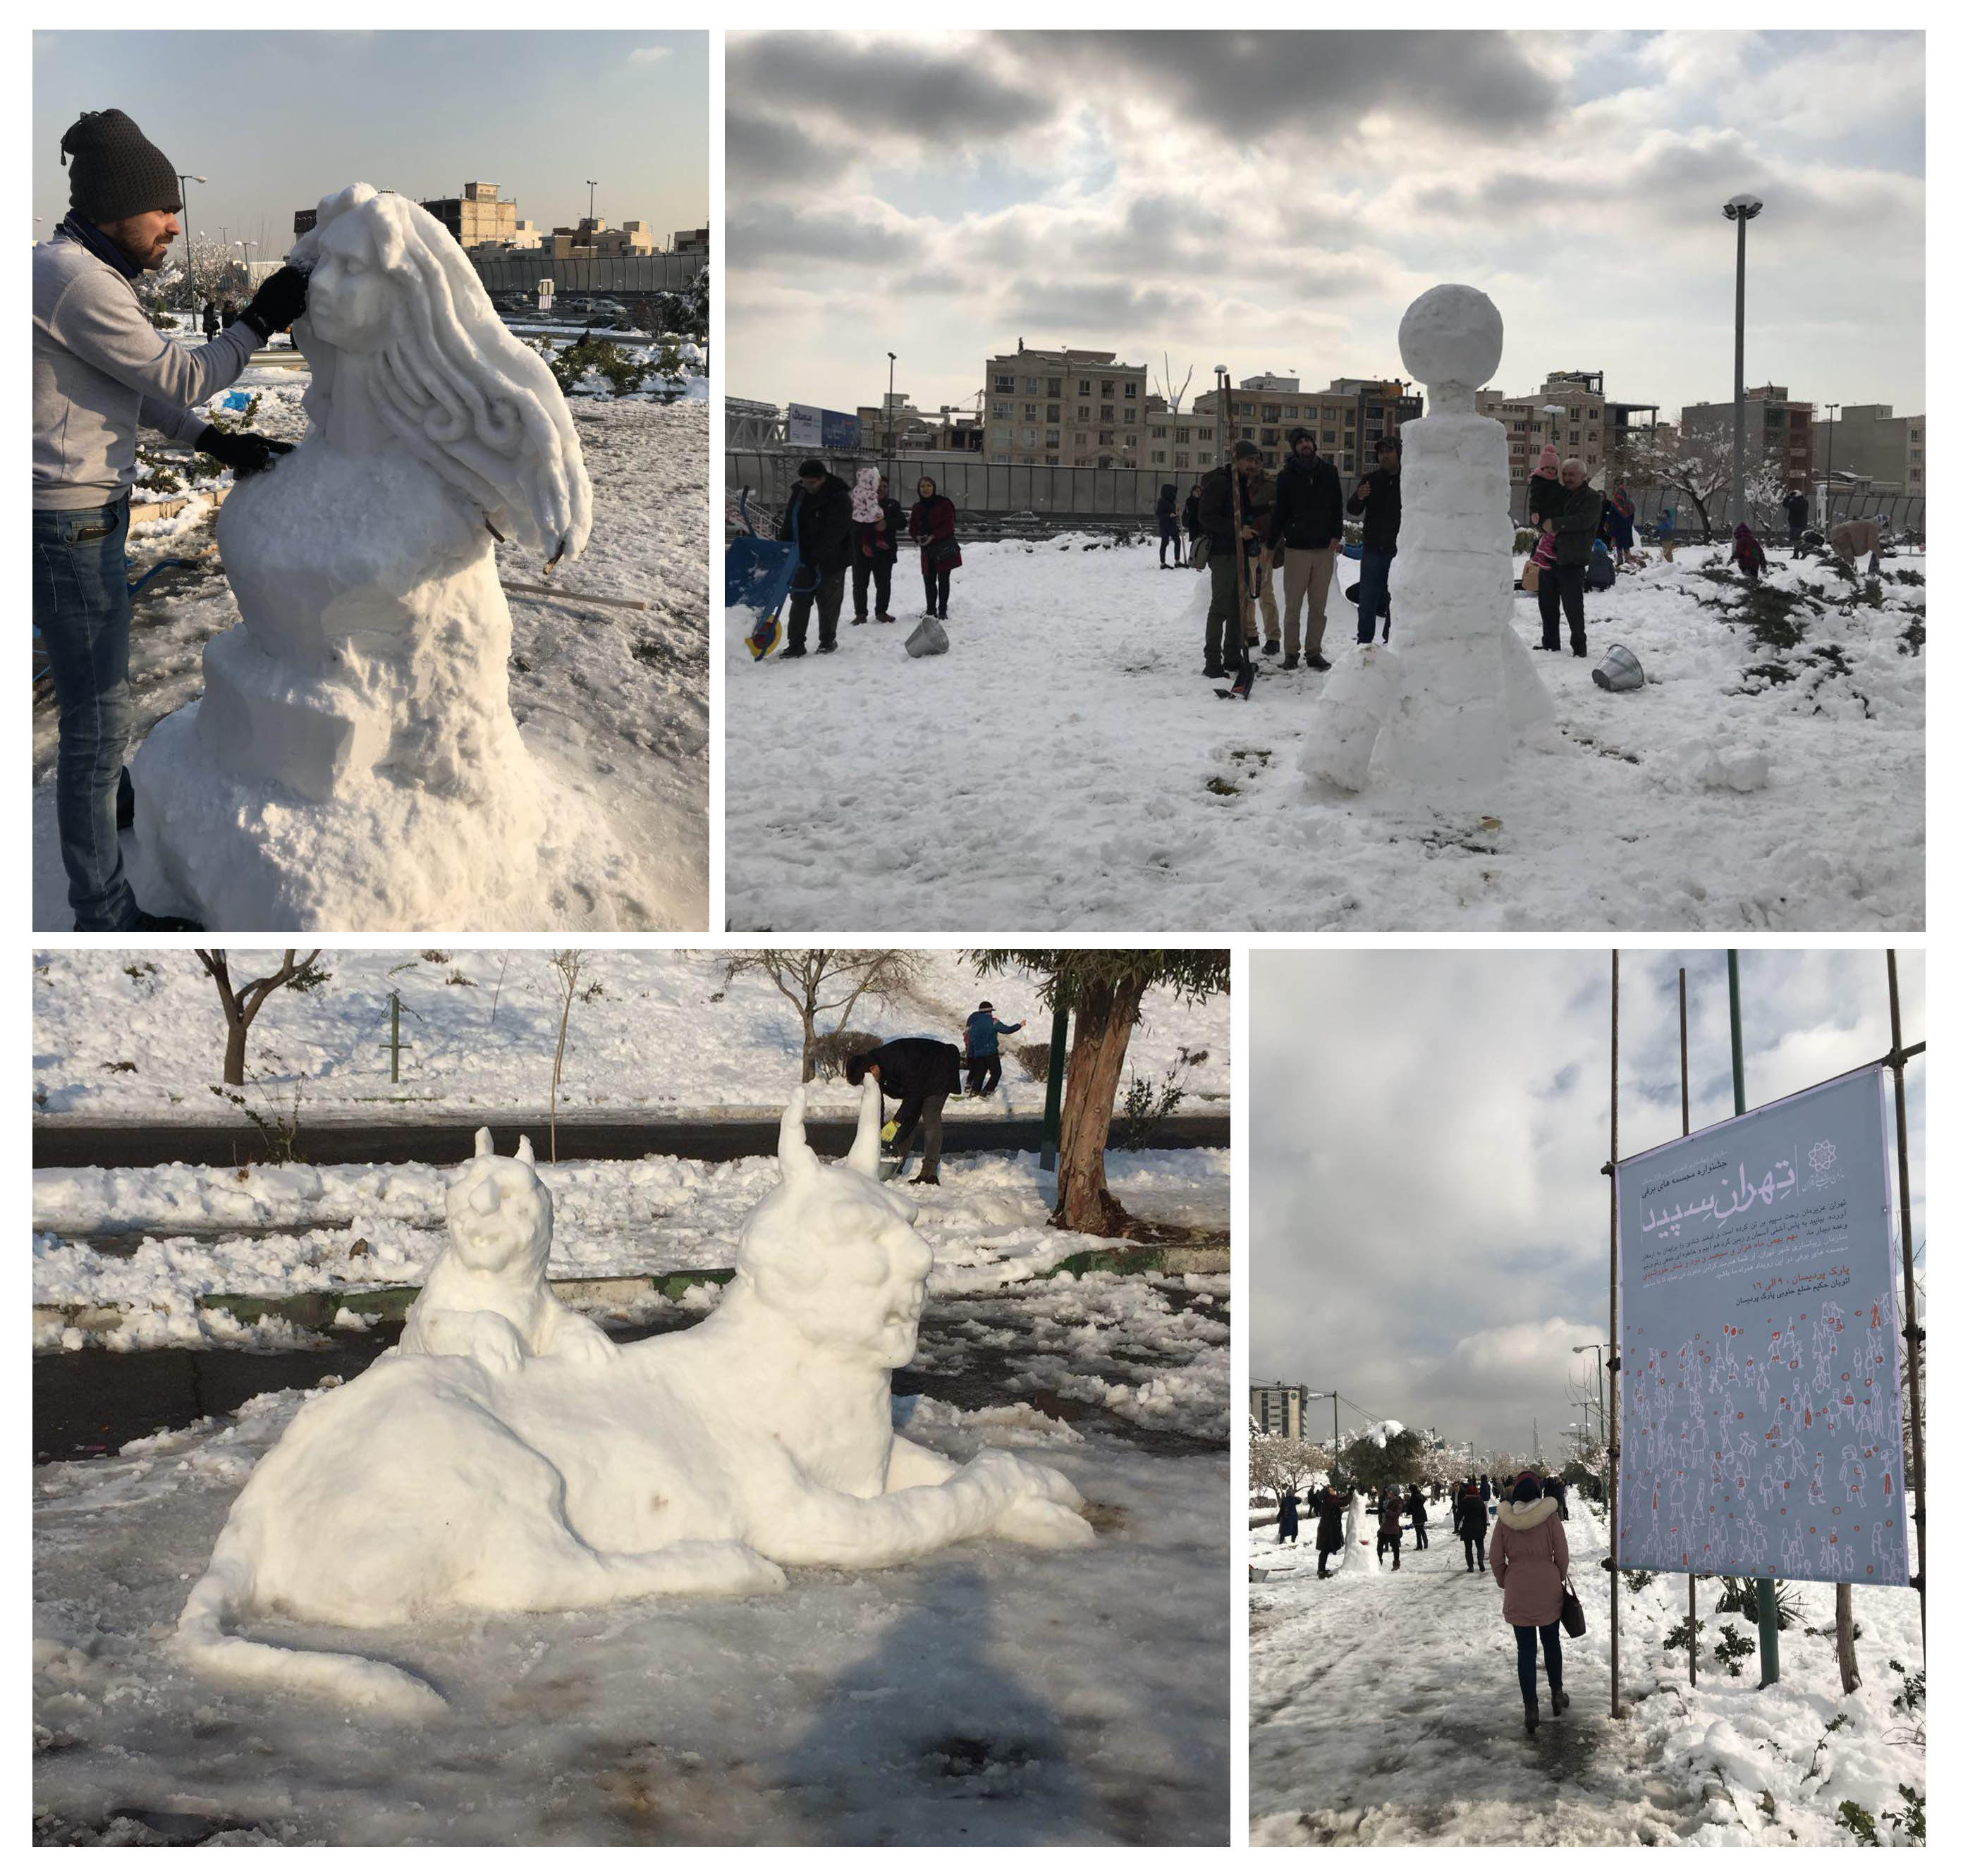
[[61, 110, 182, 222]]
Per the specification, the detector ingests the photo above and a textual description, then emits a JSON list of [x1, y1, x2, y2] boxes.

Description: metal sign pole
[[1607, 948, 1622, 1721], [1728, 950, 1780, 1686], [1887, 950, 1928, 1650], [1680, 966, 1696, 1689]]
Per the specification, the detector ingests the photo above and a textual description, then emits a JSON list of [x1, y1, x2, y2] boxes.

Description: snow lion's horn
[[473, 1126, 494, 1158], [514, 1135, 536, 1167], [848, 1075, 882, 1178], [778, 1084, 819, 1187]]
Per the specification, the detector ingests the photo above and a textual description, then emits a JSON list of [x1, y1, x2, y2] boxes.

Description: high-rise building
[[1190, 374, 1417, 477], [984, 345, 1149, 467], [1249, 1383, 1306, 1440]]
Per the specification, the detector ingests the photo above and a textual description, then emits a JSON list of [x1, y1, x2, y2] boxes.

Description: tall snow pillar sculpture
[[1303, 283, 1552, 794], [130, 183, 594, 930]]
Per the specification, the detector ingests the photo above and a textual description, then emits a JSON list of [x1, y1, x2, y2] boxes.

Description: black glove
[[237, 265, 309, 340], [196, 427, 295, 477]]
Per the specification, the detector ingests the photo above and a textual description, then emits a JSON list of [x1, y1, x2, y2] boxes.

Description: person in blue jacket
[[963, 1000, 1025, 1096]]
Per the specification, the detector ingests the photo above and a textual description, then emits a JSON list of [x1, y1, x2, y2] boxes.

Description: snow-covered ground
[[724, 537, 1924, 931], [34, 376, 708, 932], [32, 948, 1228, 1119], [34, 1144, 1230, 1385], [34, 1385, 1227, 1844], [1249, 1494, 1924, 1845]]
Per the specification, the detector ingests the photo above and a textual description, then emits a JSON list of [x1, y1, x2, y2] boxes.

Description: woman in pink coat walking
[[1490, 1473, 1571, 1734]]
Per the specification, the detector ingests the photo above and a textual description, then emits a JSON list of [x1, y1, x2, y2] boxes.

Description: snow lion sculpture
[[130, 182, 601, 931], [174, 1081, 1093, 1718]]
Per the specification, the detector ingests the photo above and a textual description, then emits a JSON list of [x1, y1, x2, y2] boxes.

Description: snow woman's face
[[304, 212, 397, 354]]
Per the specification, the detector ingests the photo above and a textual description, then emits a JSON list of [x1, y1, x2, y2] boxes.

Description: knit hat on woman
[[1511, 1474, 1543, 1504], [850, 465, 881, 523], [61, 110, 182, 222], [1535, 443, 1560, 477]]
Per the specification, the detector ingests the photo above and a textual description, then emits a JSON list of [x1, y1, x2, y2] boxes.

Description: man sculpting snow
[[130, 183, 596, 930], [1303, 283, 1553, 794], [174, 1081, 1092, 1717]]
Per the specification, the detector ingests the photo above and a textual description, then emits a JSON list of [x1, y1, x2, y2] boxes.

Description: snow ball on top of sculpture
[[1397, 283, 1503, 414], [292, 183, 591, 566]]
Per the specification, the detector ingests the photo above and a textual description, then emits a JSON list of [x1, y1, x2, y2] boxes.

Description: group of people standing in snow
[[774, 460, 964, 657], [1270, 1467, 1579, 1735]]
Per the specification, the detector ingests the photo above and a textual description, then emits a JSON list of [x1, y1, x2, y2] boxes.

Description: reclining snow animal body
[[397, 1127, 617, 1373], [173, 1083, 1091, 1718]]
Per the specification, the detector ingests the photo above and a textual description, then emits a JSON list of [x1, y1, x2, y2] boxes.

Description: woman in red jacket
[[909, 475, 961, 621], [1490, 1473, 1571, 1733]]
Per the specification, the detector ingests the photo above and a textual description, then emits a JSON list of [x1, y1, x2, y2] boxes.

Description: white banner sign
[[1615, 1066, 1909, 1586]]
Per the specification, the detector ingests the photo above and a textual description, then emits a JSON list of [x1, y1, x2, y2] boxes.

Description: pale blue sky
[[35, 31, 706, 259], [1249, 949, 1926, 1459], [729, 30, 1925, 424]]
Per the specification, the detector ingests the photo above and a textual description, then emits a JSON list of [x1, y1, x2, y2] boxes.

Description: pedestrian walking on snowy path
[[1348, 437, 1400, 644], [1156, 482, 1185, 568], [1479, 1473, 1493, 1504], [1376, 1485, 1404, 1569], [1491, 1474, 1572, 1734], [1547, 1473, 1570, 1521], [1316, 1481, 1352, 1578], [850, 469, 903, 623], [1276, 1490, 1300, 1545], [35, 108, 307, 932], [1409, 1487, 1429, 1550], [910, 477, 960, 620], [1783, 488, 1809, 549], [1269, 429, 1343, 670], [962, 1000, 1023, 1096], [845, 1036, 962, 1186], [1536, 458, 1595, 658], [1460, 1481, 1488, 1574]]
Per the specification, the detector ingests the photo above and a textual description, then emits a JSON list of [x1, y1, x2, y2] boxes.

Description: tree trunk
[[1836, 1583, 1860, 1694], [1052, 972, 1145, 1234], [222, 1022, 247, 1088], [800, 1005, 817, 1082]]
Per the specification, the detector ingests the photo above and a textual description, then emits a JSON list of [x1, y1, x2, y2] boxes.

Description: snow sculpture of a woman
[[130, 183, 597, 930], [1302, 283, 1553, 795], [173, 1081, 1092, 1717]]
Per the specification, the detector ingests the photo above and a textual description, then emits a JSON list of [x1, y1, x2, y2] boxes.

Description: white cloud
[[628, 46, 672, 65]]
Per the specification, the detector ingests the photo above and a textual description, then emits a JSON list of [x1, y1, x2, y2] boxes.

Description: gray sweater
[[33, 237, 260, 510]]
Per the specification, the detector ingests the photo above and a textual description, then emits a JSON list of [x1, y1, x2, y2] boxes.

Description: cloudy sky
[[728, 30, 1924, 426], [1249, 949, 1926, 1463], [34, 32, 706, 259]]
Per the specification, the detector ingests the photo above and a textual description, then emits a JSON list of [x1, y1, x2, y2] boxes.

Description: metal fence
[[730, 448, 1927, 540], [471, 254, 704, 296]]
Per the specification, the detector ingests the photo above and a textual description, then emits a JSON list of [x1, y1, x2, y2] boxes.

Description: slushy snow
[[123, 185, 685, 931]]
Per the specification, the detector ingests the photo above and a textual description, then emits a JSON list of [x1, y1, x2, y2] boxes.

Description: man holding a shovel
[[34, 109, 306, 930]]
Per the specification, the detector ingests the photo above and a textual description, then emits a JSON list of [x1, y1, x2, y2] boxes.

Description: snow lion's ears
[[778, 1083, 820, 1189], [848, 1076, 882, 1179]]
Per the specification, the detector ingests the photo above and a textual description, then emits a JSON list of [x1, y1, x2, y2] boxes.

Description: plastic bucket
[[905, 618, 950, 658], [1592, 643, 1644, 692]]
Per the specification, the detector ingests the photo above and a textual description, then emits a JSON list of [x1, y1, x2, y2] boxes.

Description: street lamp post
[[176, 172, 207, 309], [1722, 193, 1763, 529], [585, 179, 599, 225], [886, 350, 897, 466], [1822, 400, 1840, 528]]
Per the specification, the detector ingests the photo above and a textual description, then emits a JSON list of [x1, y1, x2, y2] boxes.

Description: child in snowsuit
[[1731, 523, 1768, 583]]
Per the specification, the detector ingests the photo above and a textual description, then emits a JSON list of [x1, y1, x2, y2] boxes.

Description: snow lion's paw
[[992, 1495, 1097, 1550]]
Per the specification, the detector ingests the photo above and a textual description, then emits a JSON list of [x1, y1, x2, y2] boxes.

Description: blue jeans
[[34, 498, 135, 929], [1356, 546, 1394, 643], [1514, 1621, 1563, 1707]]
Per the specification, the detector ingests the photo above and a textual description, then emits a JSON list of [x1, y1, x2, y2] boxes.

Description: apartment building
[[419, 181, 519, 250], [854, 393, 940, 453], [984, 345, 1149, 467], [1809, 403, 1926, 497], [1249, 1383, 1306, 1441], [1189, 374, 1418, 477], [1680, 384, 1815, 489], [1477, 369, 1631, 483]]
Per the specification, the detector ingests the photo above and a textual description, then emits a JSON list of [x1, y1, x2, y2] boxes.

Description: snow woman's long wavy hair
[[292, 184, 592, 565]]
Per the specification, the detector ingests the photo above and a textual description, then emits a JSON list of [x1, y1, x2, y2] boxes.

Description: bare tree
[[544, 949, 590, 1163], [968, 950, 1230, 1235], [195, 949, 327, 1086], [1153, 353, 1196, 416], [723, 950, 923, 1081]]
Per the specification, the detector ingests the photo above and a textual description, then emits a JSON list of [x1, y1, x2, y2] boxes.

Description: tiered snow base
[[1304, 411, 1553, 795], [128, 444, 647, 931]]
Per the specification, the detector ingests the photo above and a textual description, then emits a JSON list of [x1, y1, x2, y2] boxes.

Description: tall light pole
[[1723, 193, 1763, 529], [1213, 365, 1228, 465], [1822, 400, 1840, 527], [585, 179, 599, 225], [886, 350, 897, 465], [176, 172, 207, 309]]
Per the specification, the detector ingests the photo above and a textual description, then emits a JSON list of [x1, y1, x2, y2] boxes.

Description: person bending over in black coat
[[845, 1036, 963, 1185]]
